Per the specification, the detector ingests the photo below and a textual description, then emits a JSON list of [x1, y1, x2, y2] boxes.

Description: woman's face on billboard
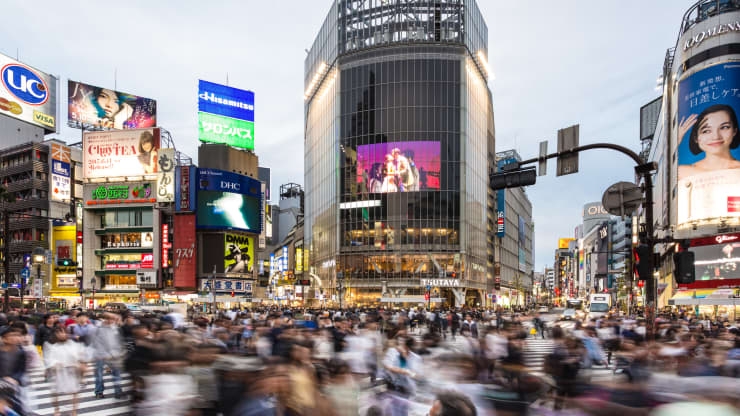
[[696, 110, 736, 155], [97, 89, 121, 117]]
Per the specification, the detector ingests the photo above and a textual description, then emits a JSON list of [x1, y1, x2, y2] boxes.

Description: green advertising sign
[[198, 112, 254, 150]]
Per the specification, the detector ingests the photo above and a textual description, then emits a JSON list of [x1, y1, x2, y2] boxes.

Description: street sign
[[20, 268, 30, 280], [556, 125, 579, 176], [602, 181, 642, 217], [538, 141, 547, 176]]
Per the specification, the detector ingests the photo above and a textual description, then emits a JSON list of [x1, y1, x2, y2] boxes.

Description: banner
[[224, 233, 254, 274], [677, 63, 740, 229], [50, 143, 71, 202], [156, 148, 175, 202], [0, 52, 57, 132], [82, 128, 161, 179], [173, 214, 197, 288], [68, 80, 156, 129]]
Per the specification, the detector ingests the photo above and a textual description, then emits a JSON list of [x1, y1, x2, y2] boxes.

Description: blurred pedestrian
[[90, 313, 125, 399]]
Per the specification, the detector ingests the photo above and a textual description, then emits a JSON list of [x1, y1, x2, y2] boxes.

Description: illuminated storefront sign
[[201, 279, 253, 293], [420, 278, 460, 287], [87, 183, 155, 205], [683, 21, 740, 51], [162, 223, 170, 268]]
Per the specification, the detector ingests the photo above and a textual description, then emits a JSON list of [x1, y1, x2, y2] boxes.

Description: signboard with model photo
[[356, 141, 440, 192], [82, 128, 160, 179], [68, 80, 156, 129], [676, 63, 740, 230], [0, 52, 58, 132], [224, 233, 254, 274]]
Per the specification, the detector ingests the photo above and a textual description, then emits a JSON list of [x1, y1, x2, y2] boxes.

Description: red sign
[[140, 253, 154, 269], [77, 231, 83, 244], [728, 196, 740, 212], [161, 223, 169, 268], [173, 214, 197, 288], [690, 232, 740, 247]]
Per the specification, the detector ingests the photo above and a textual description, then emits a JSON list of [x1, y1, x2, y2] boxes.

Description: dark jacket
[[33, 324, 54, 347]]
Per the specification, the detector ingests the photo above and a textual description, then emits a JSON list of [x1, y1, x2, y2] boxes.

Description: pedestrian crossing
[[26, 366, 133, 416], [523, 338, 555, 376]]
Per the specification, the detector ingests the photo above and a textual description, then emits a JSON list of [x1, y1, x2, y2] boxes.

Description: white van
[[587, 293, 612, 320]]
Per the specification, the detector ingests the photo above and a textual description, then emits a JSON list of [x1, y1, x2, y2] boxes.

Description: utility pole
[[212, 265, 217, 315]]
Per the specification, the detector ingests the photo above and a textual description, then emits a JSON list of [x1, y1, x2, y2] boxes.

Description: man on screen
[[225, 244, 251, 273], [391, 148, 412, 192]]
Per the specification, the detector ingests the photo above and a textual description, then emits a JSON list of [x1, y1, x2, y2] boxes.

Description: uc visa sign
[[0, 53, 57, 132]]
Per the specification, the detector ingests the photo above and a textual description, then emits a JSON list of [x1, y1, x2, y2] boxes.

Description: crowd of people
[[0, 305, 735, 415]]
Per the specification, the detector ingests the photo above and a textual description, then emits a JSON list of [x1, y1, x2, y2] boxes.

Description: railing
[[680, 0, 740, 35]]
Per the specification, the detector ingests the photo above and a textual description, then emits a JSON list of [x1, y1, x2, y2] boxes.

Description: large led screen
[[677, 63, 740, 228], [356, 141, 440, 192], [690, 241, 740, 281], [0, 53, 57, 132], [68, 80, 156, 129], [196, 190, 261, 234], [82, 128, 161, 179]]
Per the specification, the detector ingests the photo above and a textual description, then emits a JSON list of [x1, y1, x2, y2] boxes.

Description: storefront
[[668, 288, 740, 321]]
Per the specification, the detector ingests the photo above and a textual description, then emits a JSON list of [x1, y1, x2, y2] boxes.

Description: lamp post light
[[31, 247, 45, 313], [90, 276, 97, 310]]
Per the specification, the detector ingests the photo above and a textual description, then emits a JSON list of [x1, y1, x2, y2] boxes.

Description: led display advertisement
[[224, 233, 254, 274], [677, 63, 740, 229], [198, 80, 254, 122], [0, 52, 57, 132], [356, 141, 440, 192], [50, 143, 71, 202], [173, 214, 197, 288], [198, 112, 255, 150], [68, 80, 156, 129], [196, 168, 262, 234], [82, 128, 161, 179]]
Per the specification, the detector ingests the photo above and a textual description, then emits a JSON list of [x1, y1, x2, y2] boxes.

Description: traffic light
[[57, 259, 78, 267], [490, 167, 537, 190], [634, 244, 652, 281], [673, 251, 695, 284]]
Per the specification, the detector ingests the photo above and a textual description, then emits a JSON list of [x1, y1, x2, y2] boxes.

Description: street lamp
[[31, 247, 45, 312], [90, 276, 97, 310]]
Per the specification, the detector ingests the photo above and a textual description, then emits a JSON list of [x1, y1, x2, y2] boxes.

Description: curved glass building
[[304, 0, 494, 307]]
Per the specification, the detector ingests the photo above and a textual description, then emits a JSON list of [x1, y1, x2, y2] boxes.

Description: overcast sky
[[1, 1, 692, 272]]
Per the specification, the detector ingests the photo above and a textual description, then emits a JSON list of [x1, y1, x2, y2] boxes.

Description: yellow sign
[[558, 238, 575, 249], [52, 224, 77, 292], [295, 247, 303, 274], [33, 110, 55, 128]]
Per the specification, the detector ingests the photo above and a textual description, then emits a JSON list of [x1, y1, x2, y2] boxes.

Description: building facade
[[642, 0, 740, 316], [304, 0, 494, 307]]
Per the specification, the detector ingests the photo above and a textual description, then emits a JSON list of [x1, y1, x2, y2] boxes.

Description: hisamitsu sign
[[198, 80, 254, 122]]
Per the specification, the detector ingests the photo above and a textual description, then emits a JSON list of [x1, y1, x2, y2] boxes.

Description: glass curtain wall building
[[305, 0, 494, 307]]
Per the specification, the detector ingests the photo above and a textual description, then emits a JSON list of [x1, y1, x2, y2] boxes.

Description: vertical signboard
[[50, 143, 71, 202], [676, 63, 740, 230], [156, 148, 175, 202], [175, 165, 195, 211], [173, 214, 197, 288], [52, 223, 77, 290], [161, 223, 170, 268], [518, 216, 527, 272]]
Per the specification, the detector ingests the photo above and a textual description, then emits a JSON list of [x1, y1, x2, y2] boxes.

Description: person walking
[[90, 313, 125, 399], [46, 327, 87, 416]]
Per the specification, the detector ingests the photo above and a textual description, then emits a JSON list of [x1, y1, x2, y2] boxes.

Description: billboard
[[356, 141, 440, 192], [197, 168, 262, 195], [82, 128, 161, 179], [173, 214, 197, 288], [156, 148, 175, 203], [67, 80, 156, 129], [198, 80, 254, 122], [558, 238, 575, 249], [596, 223, 609, 275], [677, 63, 740, 229], [198, 112, 254, 150], [197, 191, 261, 233], [0, 53, 57, 132], [224, 233, 254, 274], [50, 143, 71, 202], [175, 165, 196, 212]]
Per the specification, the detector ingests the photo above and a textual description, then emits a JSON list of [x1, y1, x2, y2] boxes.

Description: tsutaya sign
[[683, 21, 740, 51], [420, 278, 460, 287]]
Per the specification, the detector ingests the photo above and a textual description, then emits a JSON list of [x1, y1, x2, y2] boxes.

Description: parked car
[[561, 308, 577, 321]]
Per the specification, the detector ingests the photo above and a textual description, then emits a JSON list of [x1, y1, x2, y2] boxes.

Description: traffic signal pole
[[500, 142, 658, 338]]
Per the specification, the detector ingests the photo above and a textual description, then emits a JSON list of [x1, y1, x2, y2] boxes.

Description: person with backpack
[[532, 313, 546, 339]]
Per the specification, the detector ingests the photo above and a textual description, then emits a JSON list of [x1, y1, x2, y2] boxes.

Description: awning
[[668, 288, 740, 306]]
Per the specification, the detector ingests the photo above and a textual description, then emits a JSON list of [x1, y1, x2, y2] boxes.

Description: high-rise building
[[304, 0, 494, 307]]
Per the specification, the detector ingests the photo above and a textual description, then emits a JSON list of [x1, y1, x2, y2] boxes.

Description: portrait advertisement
[[68, 80, 157, 130], [224, 234, 254, 274], [355, 141, 441, 193], [677, 63, 740, 228]]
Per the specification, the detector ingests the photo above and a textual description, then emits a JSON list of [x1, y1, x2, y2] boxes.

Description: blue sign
[[1, 64, 49, 105], [23, 254, 31, 269], [21, 268, 30, 280], [197, 168, 261, 198], [198, 80, 254, 122]]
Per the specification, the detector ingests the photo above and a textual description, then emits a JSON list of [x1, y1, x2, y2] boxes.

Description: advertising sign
[[0, 53, 57, 132], [173, 214, 197, 288], [596, 223, 609, 275], [50, 142, 71, 202], [52, 224, 77, 290], [677, 63, 740, 229], [224, 233, 254, 274], [175, 165, 196, 212], [198, 80, 254, 122], [156, 148, 175, 203], [518, 216, 527, 272], [197, 168, 262, 195], [356, 141, 440, 192], [136, 270, 156, 285], [198, 112, 254, 150], [558, 238, 575, 249], [86, 183, 155, 206], [200, 278, 252, 293], [196, 168, 262, 233], [162, 223, 170, 269], [83, 128, 161, 179], [690, 236, 740, 281], [496, 157, 517, 238], [68, 80, 156, 129]]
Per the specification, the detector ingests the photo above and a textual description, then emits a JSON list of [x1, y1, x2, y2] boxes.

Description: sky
[[0, 0, 693, 272]]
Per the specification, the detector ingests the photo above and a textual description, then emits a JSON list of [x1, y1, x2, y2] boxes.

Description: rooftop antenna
[[16, 48, 19, 60], [226, 73, 229, 86], [114, 68, 117, 90]]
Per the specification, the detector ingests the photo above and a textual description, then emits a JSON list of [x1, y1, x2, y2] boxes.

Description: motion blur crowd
[[0, 305, 736, 415]]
